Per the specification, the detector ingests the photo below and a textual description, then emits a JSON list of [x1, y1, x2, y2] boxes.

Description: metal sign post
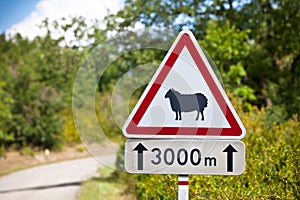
[[178, 175, 189, 200]]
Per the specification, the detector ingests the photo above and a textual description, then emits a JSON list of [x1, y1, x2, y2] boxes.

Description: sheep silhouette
[[165, 89, 208, 121]]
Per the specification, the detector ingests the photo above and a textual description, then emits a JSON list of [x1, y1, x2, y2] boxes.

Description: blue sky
[[0, 0, 123, 38], [0, 0, 40, 33]]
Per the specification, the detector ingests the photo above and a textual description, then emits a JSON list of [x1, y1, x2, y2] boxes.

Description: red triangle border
[[125, 32, 243, 137]]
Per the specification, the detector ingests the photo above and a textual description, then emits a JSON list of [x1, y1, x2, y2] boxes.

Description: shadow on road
[[0, 181, 82, 194]]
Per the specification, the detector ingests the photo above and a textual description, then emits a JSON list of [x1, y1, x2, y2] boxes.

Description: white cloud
[[6, 0, 123, 40]]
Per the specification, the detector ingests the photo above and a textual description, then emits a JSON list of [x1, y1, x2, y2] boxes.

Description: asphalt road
[[0, 154, 116, 200]]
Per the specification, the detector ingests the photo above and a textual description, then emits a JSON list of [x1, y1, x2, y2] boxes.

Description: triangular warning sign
[[122, 30, 246, 139]]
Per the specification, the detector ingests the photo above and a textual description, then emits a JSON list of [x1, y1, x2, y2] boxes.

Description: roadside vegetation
[[0, 0, 299, 199], [78, 167, 135, 200], [113, 100, 299, 199]]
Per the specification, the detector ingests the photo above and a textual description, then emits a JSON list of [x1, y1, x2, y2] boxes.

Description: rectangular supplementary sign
[[125, 139, 245, 175]]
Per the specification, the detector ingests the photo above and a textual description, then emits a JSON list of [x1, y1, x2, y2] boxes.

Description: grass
[[78, 167, 135, 200]]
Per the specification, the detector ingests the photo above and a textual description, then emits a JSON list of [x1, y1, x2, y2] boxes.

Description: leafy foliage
[[107, 0, 300, 117], [0, 17, 100, 149], [0, 81, 14, 145], [199, 21, 255, 108], [106, 1, 300, 198], [0, 4, 299, 200], [120, 102, 300, 199]]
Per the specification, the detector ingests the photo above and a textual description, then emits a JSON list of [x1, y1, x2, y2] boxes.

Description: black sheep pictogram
[[165, 89, 208, 121]]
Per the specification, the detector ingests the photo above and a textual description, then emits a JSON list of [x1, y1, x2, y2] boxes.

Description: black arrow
[[133, 143, 148, 170], [223, 144, 238, 172]]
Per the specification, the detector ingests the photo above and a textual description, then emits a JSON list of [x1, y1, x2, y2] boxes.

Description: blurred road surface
[[0, 154, 116, 200]]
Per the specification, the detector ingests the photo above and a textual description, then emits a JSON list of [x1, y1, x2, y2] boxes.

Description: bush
[[0, 144, 6, 158], [122, 103, 300, 199], [63, 113, 80, 144]]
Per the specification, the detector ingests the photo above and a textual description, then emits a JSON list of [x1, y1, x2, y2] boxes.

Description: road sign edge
[[122, 30, 246, 139]]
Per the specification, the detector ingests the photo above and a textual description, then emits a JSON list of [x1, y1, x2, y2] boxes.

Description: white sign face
[[125, 139, 245, 175], [122, 30, 246, 139], [138, 47, 230, 128]]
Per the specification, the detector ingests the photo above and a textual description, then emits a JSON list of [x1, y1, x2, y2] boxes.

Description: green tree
[[7, 34, 66, 149], [235, 0, 300, 114], [199, 20, 255, 106], [0, 34, 15, 147], [0, 81, 14, 146], [106, 1, 300, 199], [0, 16, 104, 149], [106, 0, 300, 117]]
